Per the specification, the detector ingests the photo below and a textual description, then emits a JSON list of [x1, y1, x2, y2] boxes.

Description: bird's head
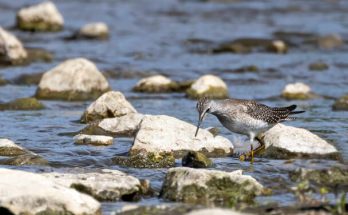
[[195, 97, 212, 137]]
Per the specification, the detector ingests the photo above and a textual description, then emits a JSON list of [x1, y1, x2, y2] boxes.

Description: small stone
[[161, 167, 264, 206], [0, 168, 100, 215], [16, 1, 64, 32], [133, 75, 174, 93], [186, 75, 228, 99], [258, 124, 338, 159], [0, 97, 45, 110], [317, 34, 343, 50], [78, 22, 109, 39], [81, 91, 137, 123], [73, 134, 113, 146], [0, 153, 48, 166], [0, 27, 27, 65], [332, 94, 348, 111], [309, 61, 329, 71], [281, 82, 313, 100], [182, 151, 213, 168], [267, 40, 288, 54], [112, 151, 175, 168], [35, 58, 110, 101], [41, 169, 142, 201], [0, 139, 27, 156]]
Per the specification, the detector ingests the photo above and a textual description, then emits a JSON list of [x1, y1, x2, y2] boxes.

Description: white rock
[[186, 208, 251, 215], [74, 134, 113, 146], [0, 168, 100, 215], [0, 138, 26, 156], [282, 82, 311, 95], [36, 58, 109, 100], [133, 75, 173, 92], [79, 22, 109, 39], [81, 91, 136, 123], [0, 27, 27, 63], [260, 124, 338, 157], [187, 74, 228, 98], [41, 169, 141, 201], [130, 115, 233, 157], [16, 1, 64, 31]]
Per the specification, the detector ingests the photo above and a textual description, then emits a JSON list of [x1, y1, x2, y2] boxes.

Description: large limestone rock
[[16, 1, 64, 31], [281, 82, 313, 100], [41, 169, 141, 201], [0, 138, 27, 156], [259, 124, 338, 159], [161, 167, 264, 206], [332, 94, 348, 111], [74, 134, 113, 146], [186, 75, 228, 99], [80, 113, 144, 137], [78, 22, 109, 39], [130, 115, 234, 158], [81, 91, 136, 123], [0, 27, 27, 64], [0, 168, 100, 215], [35, 58, 110, 101]]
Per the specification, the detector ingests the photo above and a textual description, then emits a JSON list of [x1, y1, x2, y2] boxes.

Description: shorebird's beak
[[195, 111, 206, 137]]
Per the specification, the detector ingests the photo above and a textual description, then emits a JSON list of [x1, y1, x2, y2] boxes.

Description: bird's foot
[[239, 142, 265, 162]]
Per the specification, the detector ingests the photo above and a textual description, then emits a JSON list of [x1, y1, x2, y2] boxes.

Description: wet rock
[[309, 61, 329, 71], [182, 151, 213, 168], [0, 138, 27, 156], [0, 97, 44, 110], [186, 208, 251, 215], [117, 204, 202, 215], [258, 124, 338, 159], [80, 113, 144, 137], [0, 168, 100, 215], [317, 34, 343, 50], [112, 151, 175, 168], [332, 94, 348, 111], [16, 1, 64, 32], [0, 27, 27, 65], [130, 115, 234, 158], [281, 82, 313, 100], [186, 75, 228, 99], [74, 134, 113, 146], [11, 72, 44, 85], [133, 75, 192, 93], [81, 91, 136, 123], [161, 167, 263, 206], [35, 58, 110, 101], [77, 22, 109, 39], [42, 169, 142, 201], [266, 40, 288, 54], [0, 152, 48, 166], [26, 48, 54, 63]]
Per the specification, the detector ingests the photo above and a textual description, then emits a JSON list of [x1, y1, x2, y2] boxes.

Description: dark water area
[[0, 0, 348, 214]]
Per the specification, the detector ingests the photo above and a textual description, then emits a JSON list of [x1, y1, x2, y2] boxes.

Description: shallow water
[[0, 0, 348, 214]]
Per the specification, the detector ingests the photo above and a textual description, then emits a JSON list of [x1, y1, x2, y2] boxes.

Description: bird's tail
[[289, 110, 305, 115]]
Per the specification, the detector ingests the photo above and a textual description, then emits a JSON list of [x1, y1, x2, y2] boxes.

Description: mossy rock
[[17, 18, 63, 32], [182, 151, 213, 168], [0, 147, 26, 156], [11, 72, 44, 85], [26, 48, 54, 63], [0, 153, 48, 166], [332, 95, 348, 111], [213, 38, 280, 54], [35, 88, 110, 101], [186, 86, 228, 99], [309, 61, 329, 71], [0, 97, 44, 111], [281, 92, 314, 100], [112, 152, 175, 168]]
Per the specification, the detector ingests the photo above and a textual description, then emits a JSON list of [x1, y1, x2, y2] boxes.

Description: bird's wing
[[245, 102, 285, 124]]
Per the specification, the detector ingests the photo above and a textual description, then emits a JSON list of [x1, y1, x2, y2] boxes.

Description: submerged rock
[[0, 138, 27, 156], [130, 115, 234, 158], [332, 94, 348, 111], [26, 48, 54, 63], [0, 152, 48, 166], [317, 34, 343, 50], [186, 75, 228, 99], [81, 91, 136, 123], [80, 113, 144, 137], [11, 72, 44, 85], [77, 22, 109, 39], [42, 169, 141, 201], [0, 168, 100, 215], [0, 97, 44, 110], [35, 58, 110, 101], [182, 151, 213, 168], [74, 134, 113, 146], [308, 61, 329, 71], [259, 124, 338, 159], [186, 208, 251, 215], [281, 82, 313, 100], [133, 75, 192, 93], [161, 167, 264, 206], [0, 27, 27, 65], [112, 151, 175, 168], [16, 1, 64, 32]]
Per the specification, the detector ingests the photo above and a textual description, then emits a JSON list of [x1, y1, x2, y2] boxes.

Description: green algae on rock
[[0, 139, 27, 156], [332, 94, 348, 111], [113, 151, 175, 168], [160, 167, 264, 207], [0, 97, 44, 111], [0, 153, 48, 166], [182, 151, 213, 168], [186, 75, 228, 99]]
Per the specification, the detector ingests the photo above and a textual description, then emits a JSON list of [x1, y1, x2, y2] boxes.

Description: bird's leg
[[253, 136, 266, 155], [239, 133, 256, 162]]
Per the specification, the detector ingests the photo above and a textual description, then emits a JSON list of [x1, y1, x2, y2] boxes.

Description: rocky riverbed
[[0, 0, 348, 214]]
